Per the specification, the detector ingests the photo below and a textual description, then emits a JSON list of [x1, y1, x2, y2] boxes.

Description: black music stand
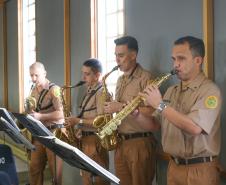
[[13, 113, 120, 185], [0, 108, 35, 151]]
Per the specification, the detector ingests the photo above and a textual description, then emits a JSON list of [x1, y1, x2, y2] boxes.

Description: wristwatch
[[156, 101, 167, 113]]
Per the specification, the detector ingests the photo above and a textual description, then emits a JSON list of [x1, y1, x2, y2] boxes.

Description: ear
[[130, 50, 137, 61], [96, 71, 101, 79], [195, 56, 203, 66]]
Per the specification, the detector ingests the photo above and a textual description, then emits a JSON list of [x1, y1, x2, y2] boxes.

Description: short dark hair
[[114, 36, 139, 53], [83, 58, 103, 73], [174, 36, 205, 58]]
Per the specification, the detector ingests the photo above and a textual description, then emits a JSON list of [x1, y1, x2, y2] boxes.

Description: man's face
[[171, 42, 201, 82], [30, 67, 46, 86], [82, 66, 99, 86], [115, 44, 137, 73]]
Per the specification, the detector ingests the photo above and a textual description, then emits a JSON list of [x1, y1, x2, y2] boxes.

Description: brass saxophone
[[20, 83, 37, 142], [93, 65, 119, 151], [55, 81, 86, 145], [96, 70, 177, 142], [24, 83, 37, 113]]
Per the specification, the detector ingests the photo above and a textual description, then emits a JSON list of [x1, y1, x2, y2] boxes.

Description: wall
[[70, 0, 91, 114], [215, 0, 226, 184], [6, 0, 19, 112], [125, 0, 202, 74], [36, 0, 64, 86]]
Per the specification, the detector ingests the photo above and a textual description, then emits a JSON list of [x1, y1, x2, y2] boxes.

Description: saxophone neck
[[102, 65, 119, 81], [151, 71, 176, 87], [62, 81, 86, 90]]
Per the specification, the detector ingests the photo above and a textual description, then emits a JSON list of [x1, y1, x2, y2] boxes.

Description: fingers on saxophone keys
[[144, 85, 157, 94]]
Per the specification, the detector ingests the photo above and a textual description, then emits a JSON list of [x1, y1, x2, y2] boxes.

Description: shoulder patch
[[205, 96, 218, 109], [53, 87, 61, 98]]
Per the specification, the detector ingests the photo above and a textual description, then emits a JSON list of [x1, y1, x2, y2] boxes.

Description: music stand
[[0, 108, 35, 151], [13, 112, 53, 137], [13, 113, 120, 184]]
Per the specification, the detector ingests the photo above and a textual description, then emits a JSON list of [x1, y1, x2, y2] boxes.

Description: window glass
[[22, 0, 36, 97], [91, 0, 124, 97]]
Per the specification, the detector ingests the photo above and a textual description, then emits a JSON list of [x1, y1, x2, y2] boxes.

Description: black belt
[[119, 132, 152, 140], [46, 124, 64, 130], [172, 156, 217, 165], [82, 131, 95, 137]]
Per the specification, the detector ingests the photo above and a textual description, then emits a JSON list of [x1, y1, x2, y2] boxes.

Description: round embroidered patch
[[53, 87, 61, 97], [205, 96, 218, 109]]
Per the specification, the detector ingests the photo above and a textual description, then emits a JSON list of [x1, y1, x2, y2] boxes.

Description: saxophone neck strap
[[36, 82, 55, 112], [78, 84, 102, 118]]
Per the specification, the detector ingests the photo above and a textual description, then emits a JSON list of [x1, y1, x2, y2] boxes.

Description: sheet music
[[25, 114, 53, 136], [12, 112, 54, 138], [41, 136, 120, 184], [0, 117, 35, 150], [11, 112, 120, 184]]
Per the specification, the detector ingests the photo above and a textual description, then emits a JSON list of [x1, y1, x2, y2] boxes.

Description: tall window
[[18, 0, 36, 97], [22, 0, 36, 97], [91, 0, 125, 95], [18, 0, 36, 112]]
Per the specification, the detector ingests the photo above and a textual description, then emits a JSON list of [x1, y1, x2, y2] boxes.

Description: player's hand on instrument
[[64, 116, 79, 127]]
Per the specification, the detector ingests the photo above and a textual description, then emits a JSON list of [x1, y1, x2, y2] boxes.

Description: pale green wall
[[6, 0, 19, 112], [215, 1, 226, 184]]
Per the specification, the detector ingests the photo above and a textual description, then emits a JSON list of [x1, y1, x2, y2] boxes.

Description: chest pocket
[[125, 81, 141, 100], [179, 90, 200, 114]]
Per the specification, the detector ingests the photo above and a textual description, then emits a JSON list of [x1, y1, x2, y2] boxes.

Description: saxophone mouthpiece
[[170, 69, 178, 75], [75, 81, 86, 87], [31, 83, 36, 90], [112, 65, 120, 71]]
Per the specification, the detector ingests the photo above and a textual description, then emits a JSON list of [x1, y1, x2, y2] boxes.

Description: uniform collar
[[36, 79, 50, 92], [175, 72, 206, 91], [122, 63, 143, 80], [87, 82, 102, 93]]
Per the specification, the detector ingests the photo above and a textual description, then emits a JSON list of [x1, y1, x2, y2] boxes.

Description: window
[[91, 0, 125, 96], [23, 0, 36, 97], [18, 0, 36, 101]]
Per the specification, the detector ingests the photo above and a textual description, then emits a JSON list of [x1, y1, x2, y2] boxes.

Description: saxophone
[[93, 65, 119, 151], [96, 69, 177, 142], [20, 83, 37, 142], [55, 81, 86, 145], [24, 83, 37, 113]]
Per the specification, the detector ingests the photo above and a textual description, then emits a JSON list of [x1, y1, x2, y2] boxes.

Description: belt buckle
[[185, 159, 188, 165], [174, 158, 179, 165], [120, 135, 126, 140], [209, 156, 213, 162], [203, 157, 207, 162]]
